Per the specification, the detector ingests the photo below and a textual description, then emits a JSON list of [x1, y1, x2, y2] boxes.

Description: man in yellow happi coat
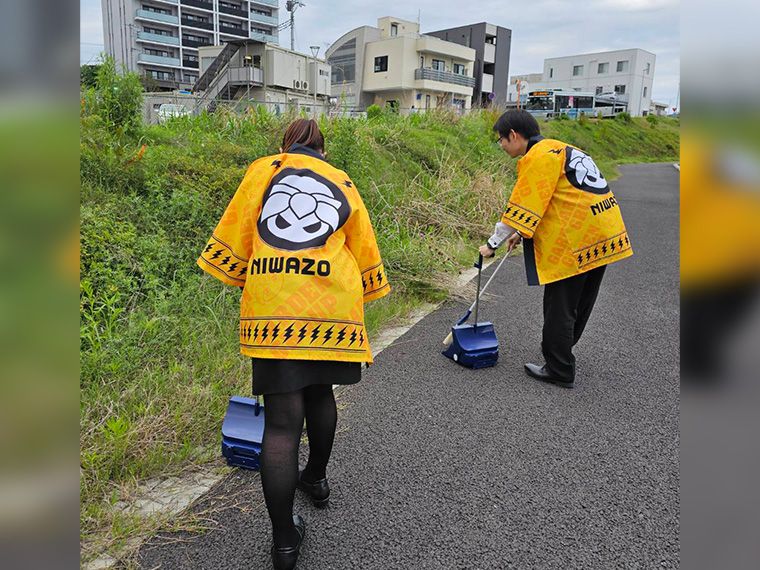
[[480, 110, 633, 387]]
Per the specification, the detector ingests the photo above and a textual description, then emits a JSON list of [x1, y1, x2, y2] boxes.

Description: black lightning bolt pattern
[[284, 323, 294, 342], [228, 262, 239, 273], [369, 274, 374, 287], [586, 251, 591, 261], [253, 324, 259, 342], [625, 236, 629, 245], [261, 323, 269, 342], [519, 212, 525, 221], [271, 159, 281, 168], [271, 323, 280, 342], [343, 180, 353, 188], [619, 238, 624, 248], [323, 325, 334, 345], [610, 241, 616, 252], [594, 247, 599, 258], [220, 256, 230, 266], [204, 243, 215, 253], [362, 277, 367, 291], [348, 330, 357, 347], [239, 266, 247, 276], [578, 254, 583, 264], [525, 216, 532, 224], [298, 325, 307, 343], [246, 324, 252, 341], [532, 220, 538, 227], [602, 244, 608, 255], [336, 326, 347, 345], [505, 206, 512, 214], [211, 249, 223, 260], [359, 330, 364, 345], [511, 209, 518, 217], [310, 325, 321, 344], [377, 270, 383, 285]]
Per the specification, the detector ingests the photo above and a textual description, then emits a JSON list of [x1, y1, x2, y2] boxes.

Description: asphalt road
[[133, 163, 680, 570]]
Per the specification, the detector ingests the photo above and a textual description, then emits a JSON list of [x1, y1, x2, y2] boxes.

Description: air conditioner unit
[[302, 81, 308, 90], [294, 80, 300, 89]]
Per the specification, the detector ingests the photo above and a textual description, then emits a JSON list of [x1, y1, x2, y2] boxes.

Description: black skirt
[[251, 358, 361, 395]]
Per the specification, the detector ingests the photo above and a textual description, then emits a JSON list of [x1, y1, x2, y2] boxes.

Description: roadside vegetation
[[80, 59, 679, 562]]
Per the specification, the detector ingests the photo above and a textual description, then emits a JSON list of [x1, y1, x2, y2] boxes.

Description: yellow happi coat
[[198, 144, 390, 363], [503, 137, 633, 285]]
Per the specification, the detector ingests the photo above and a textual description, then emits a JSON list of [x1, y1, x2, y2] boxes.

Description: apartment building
[[326, 17, 476, 114], [102, 0, 280, 91], [426, 22, 512, 107]]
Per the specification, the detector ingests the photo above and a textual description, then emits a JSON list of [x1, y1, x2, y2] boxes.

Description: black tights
[[261, 384, 337, 547]]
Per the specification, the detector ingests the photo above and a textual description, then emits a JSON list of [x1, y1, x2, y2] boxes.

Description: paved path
[[133, 163, 680, 570]]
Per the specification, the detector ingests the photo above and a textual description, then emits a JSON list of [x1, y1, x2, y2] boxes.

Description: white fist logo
[[565, 147, 610, 194], [258, 169, 350, 251]]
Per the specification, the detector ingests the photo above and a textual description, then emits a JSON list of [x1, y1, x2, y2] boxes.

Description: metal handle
[[473, 253, 483, 328]]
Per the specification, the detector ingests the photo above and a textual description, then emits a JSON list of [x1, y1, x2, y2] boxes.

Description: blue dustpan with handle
[[442, 252, 510, 369], [221, 359, 265, 470]]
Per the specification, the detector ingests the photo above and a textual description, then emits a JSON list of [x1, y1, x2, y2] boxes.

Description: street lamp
[[310, 45, 320, 112]]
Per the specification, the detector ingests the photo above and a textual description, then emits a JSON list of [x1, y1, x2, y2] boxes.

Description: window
[[453, 63, 465, 75], [391, 23, 398, 36], [549, 67, 553, 78], [598, 62, 609, 74], [374, 55, 388, 72], [184, 74, 197, 83], [614, 84, 626, 95], [143, 5, 170, 15], [145, 48, 170, 57], [184, 14, 208, 23], [425, 94, 430, 109], [643, 86, 648, 97], [328, 37, 355, 84], [251, 27, 269, 35], [220, 20, 242, 29], [145, 27, 172, 36], [645, 63, 651, 75], [616, 60, 629, 72], [420, 56, 424, 68], [573, 65, 584, 76], [595, 86, 603, 95], [251, 8, 271, 16], [432, 59, 445, 72], [183, 33, 210, 44], [149, 69, 173, 81]]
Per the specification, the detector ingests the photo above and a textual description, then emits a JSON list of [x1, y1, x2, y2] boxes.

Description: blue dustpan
[[442, 253, 500, 369], [222, 395, 265, 470], [222, 359, 266, 469]]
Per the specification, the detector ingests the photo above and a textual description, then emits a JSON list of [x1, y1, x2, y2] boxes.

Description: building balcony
[[414, 68, 475, 88], [137, 31, 180, 46], [250, 0, 279, 8], [218, 4, 248, 18], [180, 17, 213, 31], [152, 0, 178, 4], [179, 0, 213, 11], [481, 72, 493, 93], [249, 12, 278, 26], [484, 43, 496, 64], [136, 9, 179, 25], [137, 53, 181, 67], [219, 23, 248, 37], [227, 66, 265, 86], [250, 31, 278, 43]]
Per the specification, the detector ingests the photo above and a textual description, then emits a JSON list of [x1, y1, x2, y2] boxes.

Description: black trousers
[[542, 265, 607, 380]]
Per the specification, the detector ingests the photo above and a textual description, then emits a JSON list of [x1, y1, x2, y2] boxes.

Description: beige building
[[192, 39, 331, 115], [327, 17, 476, 115]]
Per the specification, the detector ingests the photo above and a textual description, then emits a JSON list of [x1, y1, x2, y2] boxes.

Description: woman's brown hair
[[281, 118, 325, 153]]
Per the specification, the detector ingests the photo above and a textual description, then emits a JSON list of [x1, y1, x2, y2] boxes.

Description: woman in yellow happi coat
[[198, 119, 389, 570]]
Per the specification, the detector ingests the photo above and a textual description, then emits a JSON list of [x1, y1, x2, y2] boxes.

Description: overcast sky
[[81, 0, 680, 107]]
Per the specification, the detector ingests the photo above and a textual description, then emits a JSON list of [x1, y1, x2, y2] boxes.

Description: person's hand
[[505, 232, 522, 253], [479, 244, 496, 258]]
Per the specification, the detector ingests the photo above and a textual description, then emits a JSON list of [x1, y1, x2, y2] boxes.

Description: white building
[[102, 0, 280, 91], [506, 48, 656, 117], [326, 17, 476, 115]]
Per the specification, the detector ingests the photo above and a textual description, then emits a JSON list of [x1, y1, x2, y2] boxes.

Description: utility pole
[[285, 1, 305, 51], [310, 46, 320, 112]]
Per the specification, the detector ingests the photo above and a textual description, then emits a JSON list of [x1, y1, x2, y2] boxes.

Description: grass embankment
[[80, 108, 679, 559]]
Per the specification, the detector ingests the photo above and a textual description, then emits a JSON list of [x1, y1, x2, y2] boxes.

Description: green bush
[[616, 111, 632, 124], [555, 113, 571, 121], [646, 113, 660, 126], [83, 55, 144, 135], [366, 104, 383, 120]]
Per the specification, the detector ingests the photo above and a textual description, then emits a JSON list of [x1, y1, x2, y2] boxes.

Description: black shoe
[[524, 363, 574, 388], [271, 515, 305, 570], [297, 470, 330, 509]]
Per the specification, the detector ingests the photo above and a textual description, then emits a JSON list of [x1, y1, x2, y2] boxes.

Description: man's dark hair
[[493, 110, 541, 141]]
